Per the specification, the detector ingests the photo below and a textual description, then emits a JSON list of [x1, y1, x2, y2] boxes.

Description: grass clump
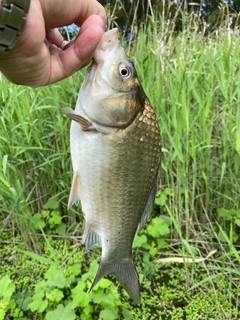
[[132, 21, 240, 242]]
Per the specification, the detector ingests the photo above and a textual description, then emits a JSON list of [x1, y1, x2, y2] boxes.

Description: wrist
[[0, 0, 30, 57]]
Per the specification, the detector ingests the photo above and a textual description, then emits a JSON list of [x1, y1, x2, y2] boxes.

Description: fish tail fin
[[90, 259, 140, 304]]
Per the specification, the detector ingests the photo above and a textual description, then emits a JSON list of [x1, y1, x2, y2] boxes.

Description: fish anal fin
[[68, 172, 81, 209], [82, 224, 101, 250], [137, 167, 160, 232], [90, 259, 140, 304], [60, 107, 92, 130]]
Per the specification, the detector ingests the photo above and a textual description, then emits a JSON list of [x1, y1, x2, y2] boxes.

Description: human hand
[[0, 0, 106, 87]]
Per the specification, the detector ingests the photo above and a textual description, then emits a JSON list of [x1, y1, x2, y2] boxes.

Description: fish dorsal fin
[[82, 224, 101, 250], [137, 167, 160, 232], [90, 259, 140, 304], [60, 107, 92, 131], [68, 172, 81, 209]]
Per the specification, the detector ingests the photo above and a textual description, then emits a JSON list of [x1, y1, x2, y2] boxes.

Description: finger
[[78, 13, 105, 35], [46, 15, 104, 51], [46, 23, 104, 84], [41, 0, 106, 30], [76, 0, 107, 27], [46, 29, 67, 48]]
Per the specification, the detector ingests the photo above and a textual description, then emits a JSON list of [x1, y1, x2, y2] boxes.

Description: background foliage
[[1, 1, 240, 319], [62, 0, 240, 40]]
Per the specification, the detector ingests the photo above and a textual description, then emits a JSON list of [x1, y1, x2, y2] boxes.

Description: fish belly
[[70, 122, 139, 257]]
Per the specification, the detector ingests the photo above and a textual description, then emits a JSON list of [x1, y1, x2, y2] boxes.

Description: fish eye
[[119, 66, 131, 78]]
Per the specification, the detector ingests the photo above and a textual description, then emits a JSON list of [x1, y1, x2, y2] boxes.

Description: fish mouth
[[94, 28, 121, 62]]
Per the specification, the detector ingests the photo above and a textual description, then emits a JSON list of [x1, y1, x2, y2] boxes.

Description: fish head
[[93, 28, 137, 92], [78, 28, 145, 130]]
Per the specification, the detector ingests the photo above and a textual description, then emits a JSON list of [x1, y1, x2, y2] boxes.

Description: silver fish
[[61, 28, 161, 304]]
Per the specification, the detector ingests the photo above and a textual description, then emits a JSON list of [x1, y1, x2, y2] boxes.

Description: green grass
[[133, 23, 240, 236], [0, 75, 85, 249], [1, 18, 240, 319]]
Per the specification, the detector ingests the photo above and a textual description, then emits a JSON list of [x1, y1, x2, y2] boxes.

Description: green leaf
[[99, 293, 116, 308], [217, 207, 229, 219], [8, 306, 22, 319], [149, 245, 157, 257], [99, 307, 118, 320], [157, 238, 167, 248], [146, 217, 170, 238], [65, 264, 81, 277], [44, 266, 67, 288], [31, 213, 46, 230], [122, 308, 133, 320], [155, 193, 167, 206], [0, 275, 15, 300], [132, 234, 148, 248], [234, 218, 240, 227], [16, 296, 31, 311], [81, 260, 98, 282], [43, 196, 59, 209], [41, 210, 50, 218], [94, 278, 113, 290], [155, 188, 174, 206], [65, 274, 76, 286], [71, 282, 90, 308], [56, 223, 66, 235], [49, 210, 61, 227], [45, 303, 76, 320], [81, 311, 93, 320], [28, 292, 48, 312], [0, 300, 8, 320], [91, 290, 105, 304], [91, 290, 117, 308], [46, 289, 64, 302]]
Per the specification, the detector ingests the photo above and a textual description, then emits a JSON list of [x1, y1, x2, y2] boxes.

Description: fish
[[61, 28, 161, 304]]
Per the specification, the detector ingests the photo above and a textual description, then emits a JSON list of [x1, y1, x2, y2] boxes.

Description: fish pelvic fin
[[68, 172, 81, 209], [90, 259, 140, 304], [82, 224, 101, 250], [60, 107, 92, 130]]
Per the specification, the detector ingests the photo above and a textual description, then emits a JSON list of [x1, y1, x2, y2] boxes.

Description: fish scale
[[61, 28, 160, 304]]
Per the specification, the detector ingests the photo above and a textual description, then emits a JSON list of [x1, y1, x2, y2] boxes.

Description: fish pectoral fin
[[68, 172, 81, 209], [90, 259, 140, 304], [82, 224, 101, 250], [137, 167, 160, 232], [60, 107, 92, 131]]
